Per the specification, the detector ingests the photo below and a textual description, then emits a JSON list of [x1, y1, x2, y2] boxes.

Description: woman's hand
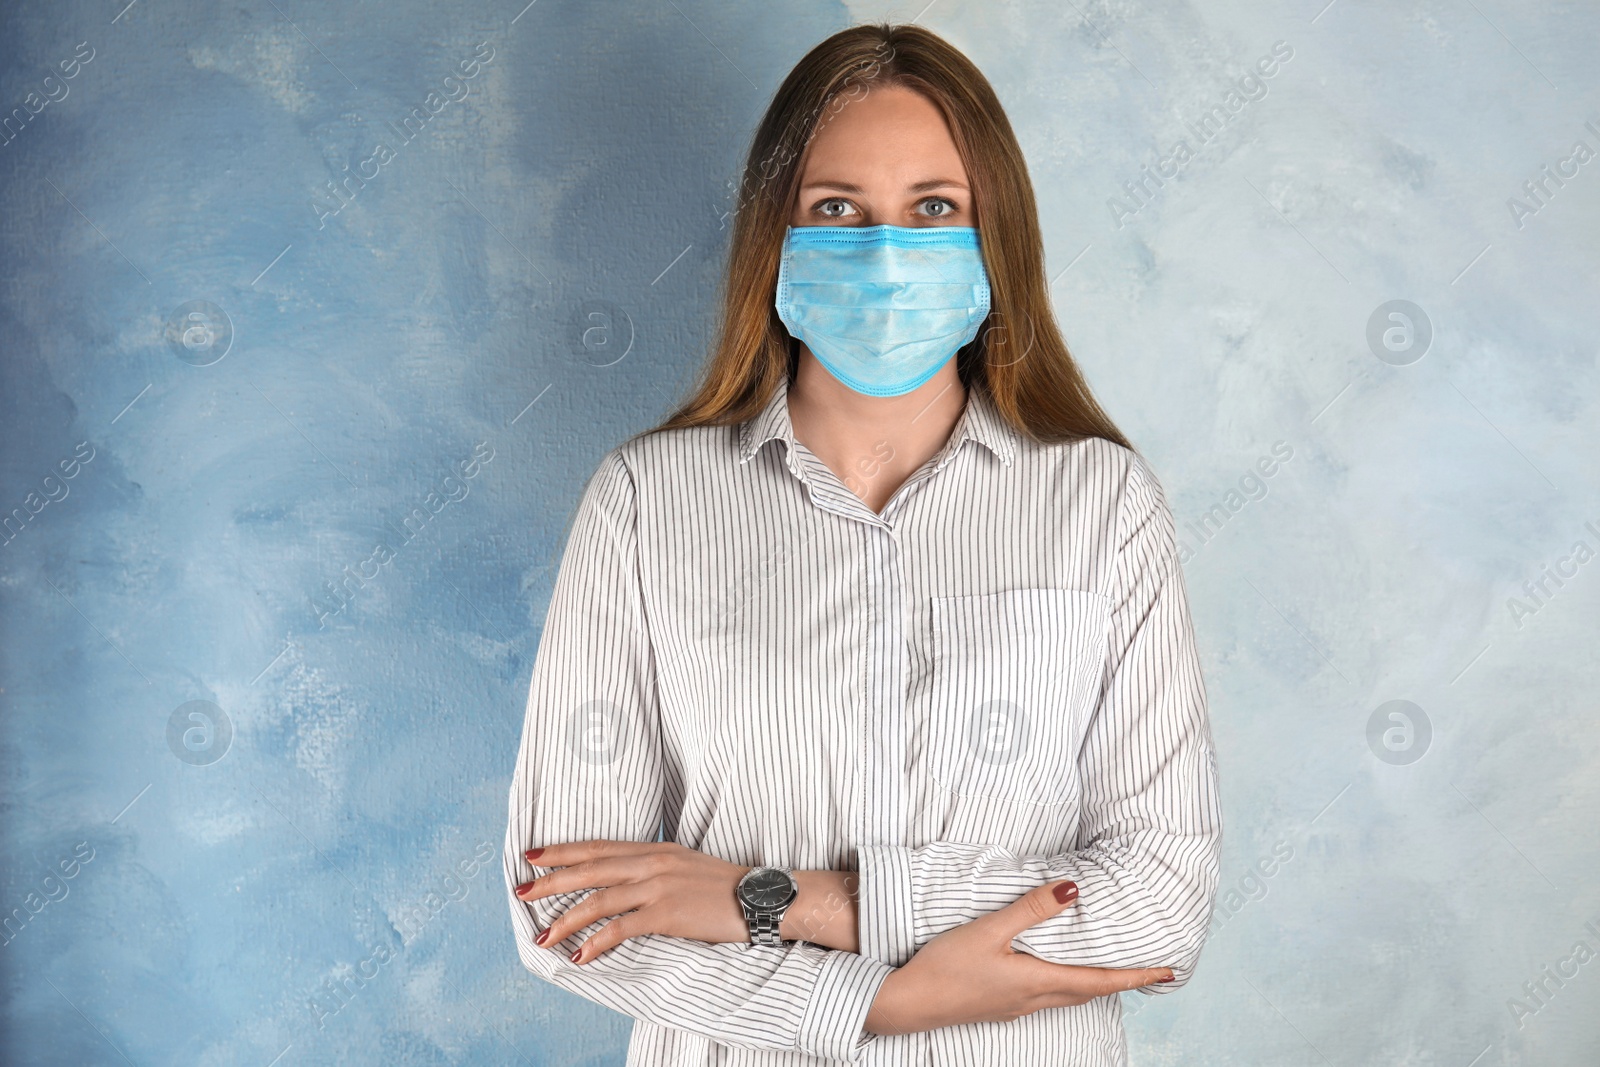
[[865, 880, 1175, 1036], [514, 840, 751, 963]]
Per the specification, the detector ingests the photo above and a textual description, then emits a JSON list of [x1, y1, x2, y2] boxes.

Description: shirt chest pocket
[[925, 587, 1112, 806]]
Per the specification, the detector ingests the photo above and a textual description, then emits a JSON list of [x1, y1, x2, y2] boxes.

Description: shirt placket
[[854, 456, 952, 835], [860, 508, 907, 862], [781, 444, 909, 852], [786, 438, 960, 1067]]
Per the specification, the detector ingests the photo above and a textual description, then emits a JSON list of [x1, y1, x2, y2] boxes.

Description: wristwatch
[[735, 866, 799, 946]]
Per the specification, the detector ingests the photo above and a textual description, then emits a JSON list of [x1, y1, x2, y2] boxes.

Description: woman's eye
[[918, 197, 958, 218], [817, 198, 854, 218]]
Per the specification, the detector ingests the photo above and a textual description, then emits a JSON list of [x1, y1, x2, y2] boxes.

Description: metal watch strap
[[747, 906, 784, 946], [740, 866, 795, 946]]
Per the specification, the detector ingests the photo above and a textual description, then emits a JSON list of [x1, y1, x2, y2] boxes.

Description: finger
[[533, 884, 652, 951], [1136, 967, 1177, 989], [523, 839, 668, 868], [1090, 966, 1174, 996], [1025, 961, 1175, 1006], [973, 879, 1079, 944], [515, 854, 668, 902], [568, 910, 648, 966]]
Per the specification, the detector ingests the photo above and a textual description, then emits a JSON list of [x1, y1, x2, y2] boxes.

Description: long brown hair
[[636, 22, 1132, 452]]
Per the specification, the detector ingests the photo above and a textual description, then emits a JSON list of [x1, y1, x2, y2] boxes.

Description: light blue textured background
[[2, 1, 1596, 1064]]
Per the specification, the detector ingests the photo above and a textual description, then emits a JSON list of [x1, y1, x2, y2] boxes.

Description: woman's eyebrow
[[799, 178, 970, 192]]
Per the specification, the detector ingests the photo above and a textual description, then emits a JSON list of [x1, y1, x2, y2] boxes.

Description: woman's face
[[789, 83, 973, 230]]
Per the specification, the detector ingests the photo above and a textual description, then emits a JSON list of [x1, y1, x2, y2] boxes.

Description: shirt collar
[[737, 375, 1017, 469]]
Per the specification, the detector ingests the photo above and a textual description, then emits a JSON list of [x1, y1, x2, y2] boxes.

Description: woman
[[504, 22, 1221, 1066]]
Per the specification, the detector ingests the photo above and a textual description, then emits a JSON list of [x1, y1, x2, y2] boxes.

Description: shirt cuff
[[855, 844, 917, 968], [795, 947, 895, 1061]]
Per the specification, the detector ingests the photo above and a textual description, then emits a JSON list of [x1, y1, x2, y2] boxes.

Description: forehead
[[798, 84, 967, 181]]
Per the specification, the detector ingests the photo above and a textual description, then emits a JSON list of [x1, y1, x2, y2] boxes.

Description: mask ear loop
[[955, 330, 981, 390], [775, 232, 802, 384]]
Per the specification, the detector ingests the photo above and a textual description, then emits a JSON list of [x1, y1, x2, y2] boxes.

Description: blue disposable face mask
[[775, 224, 991, 398]]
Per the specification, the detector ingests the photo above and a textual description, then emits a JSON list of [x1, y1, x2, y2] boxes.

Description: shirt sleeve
[[504, 448, 894, 1057], [854, 450, 1222, 990]]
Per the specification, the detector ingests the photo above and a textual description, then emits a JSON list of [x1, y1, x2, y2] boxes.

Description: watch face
[[741, 868, 796, 908]]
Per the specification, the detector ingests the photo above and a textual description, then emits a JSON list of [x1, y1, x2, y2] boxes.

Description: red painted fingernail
[[1053, 881, 1079, 904], [525, 848, 544, 862], [1158, 974, 1175, 983], [569, 948, 582, 964], [514, 882, 534, 896], [535, 929, 550, 945]]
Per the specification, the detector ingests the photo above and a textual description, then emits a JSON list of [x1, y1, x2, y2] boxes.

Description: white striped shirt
[[504, 374, 1223, 1065]]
